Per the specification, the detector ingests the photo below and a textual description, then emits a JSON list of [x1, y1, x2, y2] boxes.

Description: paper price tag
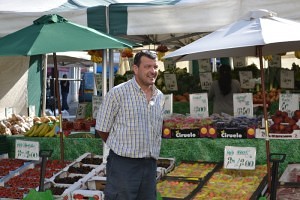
[[163, 94, 173, 115], [15, 140, 39, 161], [233, 93, 253, 117], [239, 71, 255, 89], [189, 93, 209, 118], [198, 59, 211, 72], [280, 70, 294, 89], [279, 93, 299, 116], [233, 56, 246, 68], [164, 73, 178, 91], [94, 73, 102, 92], [92, 95, 103, 119], [224, 146, 256, 170], [199, 72, 213, 90]]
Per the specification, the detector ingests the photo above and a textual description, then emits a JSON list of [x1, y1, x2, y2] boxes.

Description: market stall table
[[5, 136, 300, 173]]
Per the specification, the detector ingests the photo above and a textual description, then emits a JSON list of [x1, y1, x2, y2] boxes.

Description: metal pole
[[257, 46, 271, 193]]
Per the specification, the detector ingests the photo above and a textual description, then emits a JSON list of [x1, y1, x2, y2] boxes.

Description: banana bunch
[[24, 122, 58, 137]]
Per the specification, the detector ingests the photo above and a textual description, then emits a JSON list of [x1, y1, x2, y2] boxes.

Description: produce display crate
[[76, 153, 103, 167], [41, 181, 81, 200], [157, 176, 203, 200], [190, 165, 268, 200], [157, 157, 176, 175], [279, 163, 300, 184], [166, 161, 222, 181], [85, 176, 106, 191], [72, 189, 104, 200], [276, 184, 300, 199]]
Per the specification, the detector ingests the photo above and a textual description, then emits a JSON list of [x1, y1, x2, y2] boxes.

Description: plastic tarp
[[0, 56, 29, 119]]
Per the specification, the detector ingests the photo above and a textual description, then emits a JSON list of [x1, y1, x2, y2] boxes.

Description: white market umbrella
[[165, 9, 300, 193]]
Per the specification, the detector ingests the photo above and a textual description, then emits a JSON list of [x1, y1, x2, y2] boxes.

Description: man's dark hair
[[218, 64, 232, 96], [133, 50, 157, 66]]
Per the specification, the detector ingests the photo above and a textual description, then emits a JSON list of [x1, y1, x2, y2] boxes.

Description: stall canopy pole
[[53, 52, 64, 162], [257, 46, 271, 193]]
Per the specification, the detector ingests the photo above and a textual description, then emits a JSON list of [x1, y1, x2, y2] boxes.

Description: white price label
[[164, 73, 178, 91], [233, 93, 253, 117], [15, 140, 40, 161], [163, 94, 173, 115], [239, 71, 254, 89], [280, 70, 294, 89], [199, 72, 213, 90], [189, 93, 209, 118], [224, 146, 256, 170], [279, 94, 299, 117], [92, 95, 103, 119]]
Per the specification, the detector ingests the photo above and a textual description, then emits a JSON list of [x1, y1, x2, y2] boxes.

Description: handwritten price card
[[233, 56, 246, 68], [164, 73, 178, 91], [92, 95, 103, 119], [268, 55, 281, 68], [5, 107, 13, 119], [94, 73, 102, 93], [233, 93, 253, 117], [28, 105, 35, 117], [224, 146, 256, 170], [15, 140, 39, 160], [279, 93, 299, 117], [76, 103, 87, 119], [163, 94, 173, 116], [199, 72, 213, 90], [189, 93, 209, 118], [280, 70, 294, 89], [163, 59, 176, 71], [239, 71, 255, 89], [198, 59, 211, 72]]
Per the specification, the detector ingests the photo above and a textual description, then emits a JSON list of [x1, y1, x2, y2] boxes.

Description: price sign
[[239, 71, 255, 89], [268, 55, 281, 68], [163, 94, 173, 115], [199, 72, 213, 90], [280, 70, 294, 89], [164, 73, 178, 91], [198, 59, 211, 72], [5, 107, 13, 119], [233, 93, 253, 117], [28, 105, 35, 117], [163, 59, 176, 71], [76, 103, 87, 119], [15, 140, 39, 160], [233, 56, 246, 68], [92, 95, 103, 119], [224, 146, 256, 170], [279, 93, 299, 117], [189, 93, 209, 118], [94, 73, 102, 93]]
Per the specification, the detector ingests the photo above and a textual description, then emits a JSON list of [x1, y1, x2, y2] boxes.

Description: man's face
[[133, 56, 158, 88]]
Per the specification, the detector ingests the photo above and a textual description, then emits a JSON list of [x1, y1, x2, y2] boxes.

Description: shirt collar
[[131, 77, 158, 97]]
